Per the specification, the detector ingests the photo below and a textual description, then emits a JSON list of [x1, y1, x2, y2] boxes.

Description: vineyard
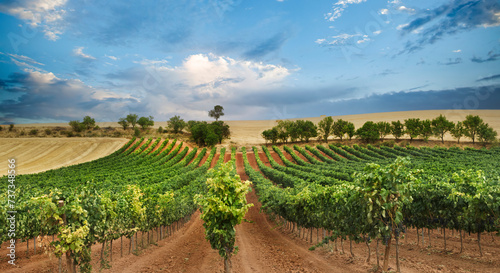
[[1, 138, 500, 272]]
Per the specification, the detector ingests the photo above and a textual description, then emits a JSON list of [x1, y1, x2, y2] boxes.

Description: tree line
[[262, 114, 497, 145]]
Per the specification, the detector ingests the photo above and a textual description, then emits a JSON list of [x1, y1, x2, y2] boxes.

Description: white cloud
[[453, 49, 462, 53], [106, 55, 118, 61], [73, 47, 96, 60], [316, 33, 363, 46], [0, 0, 68, 40], [325, 0, 367, 22], [373, 30, 382, 35], [357, 35, 371, 44], [379, 9, 389, 15], [397, 5, 415, 14]]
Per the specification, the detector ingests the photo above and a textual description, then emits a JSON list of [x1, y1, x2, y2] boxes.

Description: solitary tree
[[432, 115, 454, 143], [195, 163, 253, 273], [209, 105, 225, 121], [118, 118, 129, 130], [82, 116, 96, 130], [137, 116, 154, 130], [167, 115, 186, 133], [463, 115, 483, 144], [126, 114, 139, 129], [318, 116, 334, 142], [391, 121, 404, 140]]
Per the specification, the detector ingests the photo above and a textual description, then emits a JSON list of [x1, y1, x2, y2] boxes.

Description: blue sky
[[0, 0, 499, 124]]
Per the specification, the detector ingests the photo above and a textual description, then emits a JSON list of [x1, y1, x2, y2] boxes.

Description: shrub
[[20, 130, 25, 136], [29, 129, 38, 136], [158, 126, 164, 134], [45, 129, 52, 135], [134, 127, 141, 137], [9, 124, 15, 132]]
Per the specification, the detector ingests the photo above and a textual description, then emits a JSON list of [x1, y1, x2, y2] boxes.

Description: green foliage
[[186, 120, 198, 132], [158, 126, 164, 134], [318, 116, 334, 142], [208, 105, 225, 121], [295, 120, 317, 142], [333, 119, 349, 140], [391, 120, 404, 140], [29, 129, 39, 136], [377, 121, 392, 140], [420, 119, 432, 141], [477, 123, 497, 144], [69, 120, 86, 132], [451, 121, 465, 143], [356, 121, 380, 142], [118, 118, 129, 130], [45, 128, 52, 135], [82, 116, 96, 130], [345, 121, 356, 140], [137, 116, 154, 130], [262, 128, 279, 144], [432, 115, 454, 143], [211, 121, 231, 144], [190, 121, 230, 146], [126, 114, 139, 129], [134, 127, 141, 137], [9, 124, 14, 131], [463, 115, 483, 144], [404, 118, 421, 141], [195, 163, 253, 260], [168, 115, 186, 133]]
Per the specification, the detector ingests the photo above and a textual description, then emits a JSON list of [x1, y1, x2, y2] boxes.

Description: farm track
[[1, 147, 499, 272]]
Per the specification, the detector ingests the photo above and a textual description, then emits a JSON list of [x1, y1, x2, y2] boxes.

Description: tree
[[275, 120, 290, 144], [211, 121, 231, 144], [463, 115, 483, 144], [69, 120, 85, 132], [318, 116, 334, 142], [118, 118, 129, 130], [377, 121, 392, 140], [9, 124, 14, 132], [432, 115, 454, 143], [261, 128, 279, 144], [420, 119, 433, 141], [167, 115, 186, 133], [450, 121, 465, 143], [356, 121, 380, 143], [296, 120, 317, 142], [477, 123, 497, 144], [208, 105, 225, 121], [333, 119, 349, 141], [137, 116, 154, 130], [195, 163, 253, 273], [345, 121, 356, 140], [126, 114, 139, 129], [404, 118, 421, 142], [82, 116, 96, 130], [391, 121, 404, 140], [186, 120, 198, 132]]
